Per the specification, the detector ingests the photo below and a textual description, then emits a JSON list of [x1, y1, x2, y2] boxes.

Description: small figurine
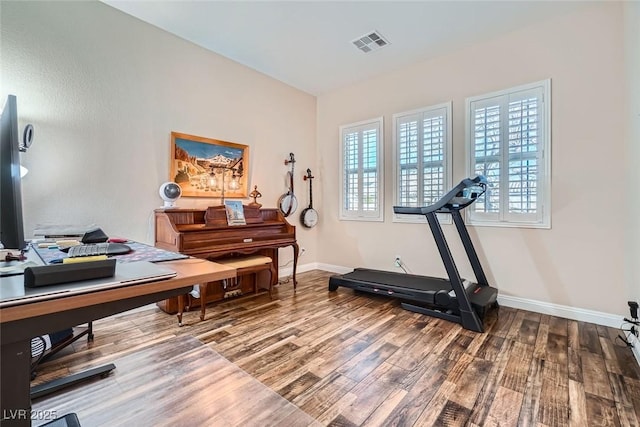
[[248, 185, 263, 208]]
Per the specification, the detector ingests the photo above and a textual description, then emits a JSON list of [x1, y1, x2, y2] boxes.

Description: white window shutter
[[393, 102, 452, 223], [467, 80, 551, 228], [339, 117, 384, 221]]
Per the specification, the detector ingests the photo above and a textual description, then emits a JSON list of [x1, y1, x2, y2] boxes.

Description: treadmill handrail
[[393, 176, 487, 215]]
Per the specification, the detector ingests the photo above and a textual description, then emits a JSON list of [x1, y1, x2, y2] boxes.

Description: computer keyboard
[[67, 243, 131, 258]]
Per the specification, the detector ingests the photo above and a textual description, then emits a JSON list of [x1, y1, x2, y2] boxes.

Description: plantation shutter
[[340, 118, 384, 221], [469, 83, 548, 226], [394, 103, 451, 222]]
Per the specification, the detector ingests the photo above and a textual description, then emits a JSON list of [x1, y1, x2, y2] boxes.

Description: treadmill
[[328, 176, 498, 332]]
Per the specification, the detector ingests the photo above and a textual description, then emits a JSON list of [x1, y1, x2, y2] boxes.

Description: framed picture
[[170, 132, 250, 198], [224, 200, 246, 226]]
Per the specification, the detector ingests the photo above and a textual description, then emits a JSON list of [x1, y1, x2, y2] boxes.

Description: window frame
[[392, 102, 452, 224], [339, 116, 384, 222], [465, 79, 551, 229]]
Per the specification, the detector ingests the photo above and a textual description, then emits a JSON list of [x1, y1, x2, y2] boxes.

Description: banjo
[[278, 153, 298, 217], [300, 168, 318, 228]]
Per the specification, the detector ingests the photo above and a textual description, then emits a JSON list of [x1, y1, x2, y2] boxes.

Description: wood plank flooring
[[32, 335, 319, 427], [31, 270, 640, 426]]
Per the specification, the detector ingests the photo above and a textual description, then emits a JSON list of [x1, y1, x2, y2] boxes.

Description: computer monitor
[[0, 94, 26, 250]]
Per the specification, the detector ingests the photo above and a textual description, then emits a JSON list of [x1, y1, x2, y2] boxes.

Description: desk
[[0, 258, 235, 426]]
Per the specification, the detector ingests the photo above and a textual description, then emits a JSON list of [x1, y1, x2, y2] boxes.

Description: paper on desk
[[0, 260, 38, 276]]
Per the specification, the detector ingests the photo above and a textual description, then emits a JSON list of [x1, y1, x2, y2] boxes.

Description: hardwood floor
[[32, 335, 319, 426], [32, 270, 640, 426]]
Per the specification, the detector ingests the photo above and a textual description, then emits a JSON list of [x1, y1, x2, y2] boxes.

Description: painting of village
[[170, 132, 249, 198]]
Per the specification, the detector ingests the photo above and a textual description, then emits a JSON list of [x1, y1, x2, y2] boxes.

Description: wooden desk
[[0, 258, 235, 426]]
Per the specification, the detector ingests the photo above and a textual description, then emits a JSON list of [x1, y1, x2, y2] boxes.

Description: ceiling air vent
[[352, 30, 390, 53]]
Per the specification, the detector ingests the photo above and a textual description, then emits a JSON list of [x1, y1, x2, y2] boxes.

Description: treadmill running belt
[[342, 268, 450, 292]]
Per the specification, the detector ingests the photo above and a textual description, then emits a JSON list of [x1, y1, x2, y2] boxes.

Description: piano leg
[[292, 243, 299, 291]]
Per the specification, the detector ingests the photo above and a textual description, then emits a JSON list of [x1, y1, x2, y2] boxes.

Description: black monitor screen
[[0, 94, 26, 250]]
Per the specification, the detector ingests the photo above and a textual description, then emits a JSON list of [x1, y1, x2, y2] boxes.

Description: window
[[393, 102, 452, 222], [466, 79, 551, 228], [339, 117, 384, 221]]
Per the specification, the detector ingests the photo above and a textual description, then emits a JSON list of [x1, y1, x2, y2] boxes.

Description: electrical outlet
[[394, 255, 402, 267]]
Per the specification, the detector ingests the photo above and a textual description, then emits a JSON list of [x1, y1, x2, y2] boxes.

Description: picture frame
[[224, 200, 246, 226], [170, 132, 250, 198]]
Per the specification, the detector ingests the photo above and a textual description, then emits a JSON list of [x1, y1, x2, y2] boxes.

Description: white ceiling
[[102, 1, 589, 96]]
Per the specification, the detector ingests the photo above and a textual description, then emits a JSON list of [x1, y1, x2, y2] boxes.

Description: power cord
[[278, 248, 306, 269], [395, 259, 412, 274], [277, 248, 306, 284], [618, 334, 632, 347], [618, 320, 639, 348], [621, 300, 640, 348], [278, 276, 291, 285]]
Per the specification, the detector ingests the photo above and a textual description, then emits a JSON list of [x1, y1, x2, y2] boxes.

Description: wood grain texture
[[0, 258, 236, 322], [32, 335, 319, 426], [31, 270, 640, 426]]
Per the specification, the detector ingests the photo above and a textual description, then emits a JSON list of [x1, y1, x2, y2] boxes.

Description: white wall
[[624, 1, 640, 308], [317, 2, 629, 315], [0, 1, 318, 265]]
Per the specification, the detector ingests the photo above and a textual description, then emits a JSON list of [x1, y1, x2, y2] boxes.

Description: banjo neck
[[309, 175, 313, 208], [285, 153, 296, 194], [304, 168, 314, 209]]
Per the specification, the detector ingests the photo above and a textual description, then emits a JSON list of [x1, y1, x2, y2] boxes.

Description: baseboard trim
[[497, 294, 623, 329], [278, 262, 325, 278], [315, 263, 354, 275]]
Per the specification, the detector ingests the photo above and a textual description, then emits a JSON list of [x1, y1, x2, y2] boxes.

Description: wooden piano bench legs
[[198, 255, 273, 321]]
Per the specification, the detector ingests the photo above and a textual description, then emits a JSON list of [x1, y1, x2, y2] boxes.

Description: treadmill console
[[448, 178, 488, 209], [393, 175, 487, 215]]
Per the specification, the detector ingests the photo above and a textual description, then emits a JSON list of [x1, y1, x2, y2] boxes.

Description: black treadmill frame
[[404, 209, 487, 331], [329, 176, 497, 332]]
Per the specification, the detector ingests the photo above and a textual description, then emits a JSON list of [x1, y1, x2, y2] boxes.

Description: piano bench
[[198, 255, 274, 321]]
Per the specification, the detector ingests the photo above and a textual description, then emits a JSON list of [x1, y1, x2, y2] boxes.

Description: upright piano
[[154, 205, 298, 313]]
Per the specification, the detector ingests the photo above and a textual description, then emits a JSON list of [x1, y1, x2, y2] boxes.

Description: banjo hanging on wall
[[278, 153, 298, 217], [300, 168, 318, 228]]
